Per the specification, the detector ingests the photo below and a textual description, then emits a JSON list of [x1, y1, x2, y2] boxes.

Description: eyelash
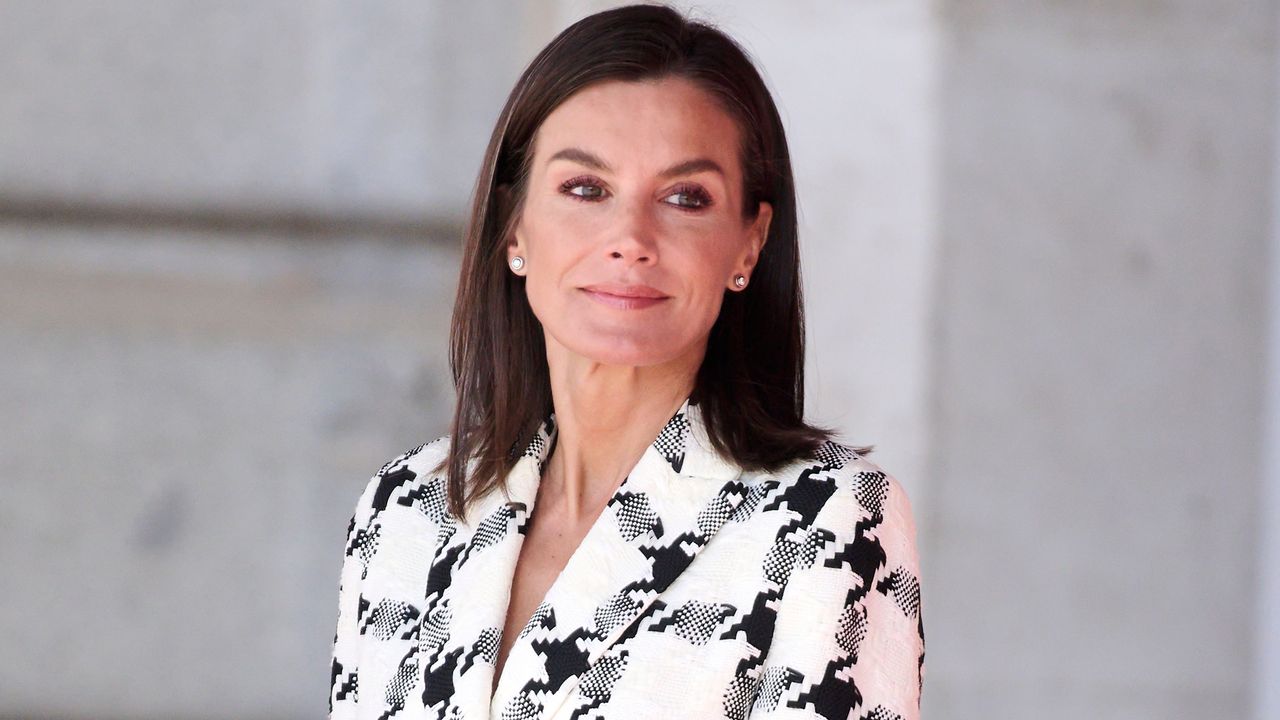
[[559, 175, 714, 211]]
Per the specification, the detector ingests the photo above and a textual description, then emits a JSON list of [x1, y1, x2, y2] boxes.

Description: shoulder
[[348, 434, 453, 525], [752, 439, 918, 539], [756, 439, 924, 626], [829, 441, 914, 524], [374, 434, 452, 482], [804, 442, 923, 601]]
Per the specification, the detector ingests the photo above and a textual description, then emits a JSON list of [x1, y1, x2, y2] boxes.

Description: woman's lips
[[580, 286, 670, 310]]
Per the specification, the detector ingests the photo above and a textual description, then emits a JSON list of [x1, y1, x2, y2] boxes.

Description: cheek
[[662, 257, 729, 337], [523, 201, 596, 265], [523, 260, 565, 324], [673, 238, 737, 293], [520, 216, 572, 302], [687, 283, 728, 331]]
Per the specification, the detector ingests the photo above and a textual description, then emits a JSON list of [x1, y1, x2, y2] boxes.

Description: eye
[[560, 176, 606, 202], [665, 183, 714, 211], [558, 176, 714, 211]]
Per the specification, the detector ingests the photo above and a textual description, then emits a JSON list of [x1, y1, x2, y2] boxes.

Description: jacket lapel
[[421, 414, 554, 720], [486, 395, 750, 719]]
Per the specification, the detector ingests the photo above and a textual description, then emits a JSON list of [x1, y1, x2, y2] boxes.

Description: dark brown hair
[[434, 2, 873, 524]]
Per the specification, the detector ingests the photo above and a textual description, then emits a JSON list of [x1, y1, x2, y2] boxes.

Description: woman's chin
[[561, 336, 686, 369], [579, 349, 675, 368]]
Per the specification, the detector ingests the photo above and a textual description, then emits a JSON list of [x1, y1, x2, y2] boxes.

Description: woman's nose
[[607, 196, 659, 265]]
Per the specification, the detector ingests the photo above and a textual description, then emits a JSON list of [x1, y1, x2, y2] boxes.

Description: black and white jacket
[[329, 396, 925, 720]]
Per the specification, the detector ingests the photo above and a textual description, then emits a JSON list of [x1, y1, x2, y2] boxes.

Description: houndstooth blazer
[[328, 396, 925, 720]]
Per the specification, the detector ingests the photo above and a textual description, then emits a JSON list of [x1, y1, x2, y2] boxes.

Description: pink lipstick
[[580, 283, 670, 310]]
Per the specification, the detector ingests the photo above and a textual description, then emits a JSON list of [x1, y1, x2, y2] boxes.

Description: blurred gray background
[[1, 1, 1276, 718]]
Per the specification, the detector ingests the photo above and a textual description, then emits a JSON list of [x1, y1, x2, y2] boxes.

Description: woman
[[329, 5, 924, 719]]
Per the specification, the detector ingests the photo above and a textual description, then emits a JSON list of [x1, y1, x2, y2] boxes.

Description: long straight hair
[[434, 3, 872, 524]]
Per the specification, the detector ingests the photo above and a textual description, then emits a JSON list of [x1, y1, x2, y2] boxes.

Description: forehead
[[531, 77, 743, 174]]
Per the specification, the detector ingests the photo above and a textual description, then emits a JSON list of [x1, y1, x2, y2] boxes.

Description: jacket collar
[[440, 394, 749, 719], [498, 393, 743, 513]]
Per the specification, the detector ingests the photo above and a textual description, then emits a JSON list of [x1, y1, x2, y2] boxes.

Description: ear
[[738, 200, 772, 275]]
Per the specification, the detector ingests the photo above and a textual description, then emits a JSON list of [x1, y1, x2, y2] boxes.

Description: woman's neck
[[541, 341, 701, 522]]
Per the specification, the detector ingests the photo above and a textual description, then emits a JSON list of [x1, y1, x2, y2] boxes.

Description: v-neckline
[[488, 416, 662, 698], [485, 403, 669, 703], [475, 393, 747, 719], [491, 428, 568, 696]]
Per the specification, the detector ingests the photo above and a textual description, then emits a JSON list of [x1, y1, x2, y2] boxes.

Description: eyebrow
[[547, 147, 726, 179]]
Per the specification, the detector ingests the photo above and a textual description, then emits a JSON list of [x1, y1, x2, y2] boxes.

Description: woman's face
[[506, 76, 772, 369]]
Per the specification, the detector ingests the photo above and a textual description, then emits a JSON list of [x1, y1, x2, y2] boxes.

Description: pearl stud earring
[[511, 256, 525, 271]]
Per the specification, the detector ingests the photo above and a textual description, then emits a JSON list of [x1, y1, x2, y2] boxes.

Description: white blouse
[[329, 396, 925, 719]]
